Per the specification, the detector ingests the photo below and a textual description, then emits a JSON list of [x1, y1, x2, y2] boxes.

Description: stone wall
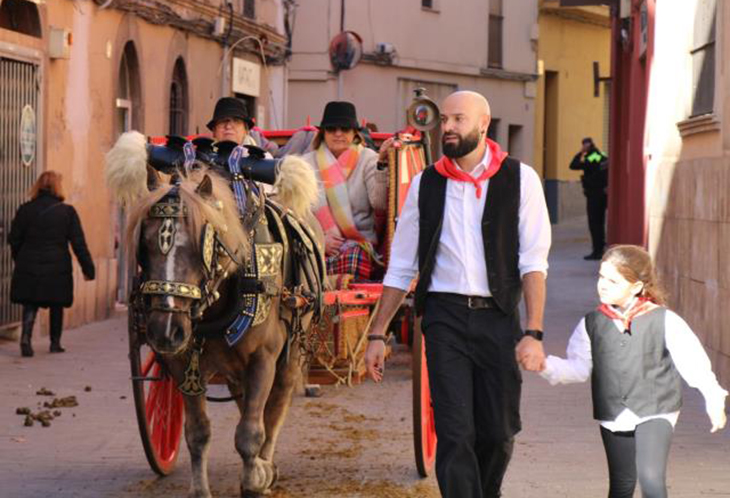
[[649, 156, 730, 387]]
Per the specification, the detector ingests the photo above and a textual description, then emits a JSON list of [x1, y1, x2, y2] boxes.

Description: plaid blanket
[[326, 241, 383, 281]]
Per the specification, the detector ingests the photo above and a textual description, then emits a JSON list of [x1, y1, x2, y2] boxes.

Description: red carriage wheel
[[130, 337, 184, 476], [399, 307, 413, 346], [412, 319, 437, 477]]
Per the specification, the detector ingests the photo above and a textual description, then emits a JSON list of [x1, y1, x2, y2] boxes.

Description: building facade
[[286, 0, 539, 163], [533, 0, 611, 222], [0, 0, 289, 336], [592, 0, 729, 385]]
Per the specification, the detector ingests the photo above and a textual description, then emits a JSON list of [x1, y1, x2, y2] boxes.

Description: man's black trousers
[[585, 190, 607, 254], [421, 293, 523, 498]]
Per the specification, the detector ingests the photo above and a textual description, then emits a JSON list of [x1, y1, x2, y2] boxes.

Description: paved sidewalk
[[0, 217, 728, 497]]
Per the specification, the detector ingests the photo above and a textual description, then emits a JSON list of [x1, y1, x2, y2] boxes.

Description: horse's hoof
[[241, 487, 270, 497], [188, 490, 213, 498], [269, 464, 279, 488]]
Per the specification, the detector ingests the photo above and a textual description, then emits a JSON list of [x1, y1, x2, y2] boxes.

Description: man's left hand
[[516, 336, 545, 372]]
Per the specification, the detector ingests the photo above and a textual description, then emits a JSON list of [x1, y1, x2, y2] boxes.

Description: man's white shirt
[[383, 147, 551, 295]]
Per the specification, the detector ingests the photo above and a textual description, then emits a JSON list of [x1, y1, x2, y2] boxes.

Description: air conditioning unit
[[49, 27, 71, 59], [376, 42, 395, 55]]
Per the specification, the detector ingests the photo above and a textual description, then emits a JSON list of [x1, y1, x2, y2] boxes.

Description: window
[[169, 58, 189, 136], [691, 0, 716, 116], [508, 124, 523, 158], [487, 118, 500, 143], [422, 0, 433, 8], [243, 0, 255, 19], [116, 42, 141, 134], [0, 0, 41, 38], [488, 0, 503, 69]]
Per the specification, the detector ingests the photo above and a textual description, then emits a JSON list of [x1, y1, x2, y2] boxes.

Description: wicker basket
[[308, 304, 371, 385]]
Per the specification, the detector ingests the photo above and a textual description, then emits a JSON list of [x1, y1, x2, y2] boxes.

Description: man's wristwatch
[[523, 329, 543, 341]]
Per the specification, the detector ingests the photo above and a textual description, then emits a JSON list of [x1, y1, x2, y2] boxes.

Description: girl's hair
[[29, 171, 65, 201], [311, 127, 365, 150], [602, 244, 666, 305]]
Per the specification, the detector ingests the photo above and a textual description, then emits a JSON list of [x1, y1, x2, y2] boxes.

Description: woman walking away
[[8, 171, 95, 356], [539, 245, 727, 498]]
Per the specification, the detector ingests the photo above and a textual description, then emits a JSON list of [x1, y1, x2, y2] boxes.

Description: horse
[[106, 131, 325, 497]]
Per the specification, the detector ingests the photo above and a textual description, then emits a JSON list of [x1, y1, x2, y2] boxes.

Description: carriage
[[122, 90, 439, 487]]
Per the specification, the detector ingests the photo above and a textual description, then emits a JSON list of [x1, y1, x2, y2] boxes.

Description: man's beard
[[442, 128, 481, 159]]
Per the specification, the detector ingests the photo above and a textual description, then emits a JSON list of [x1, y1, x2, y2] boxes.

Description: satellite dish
[[329, 31, 363, 71]]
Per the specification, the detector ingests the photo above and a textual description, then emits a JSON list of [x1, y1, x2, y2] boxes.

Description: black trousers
[[585, 191, 607, 254], [600, 419, 673, 498], [421, 293, 523, 498]]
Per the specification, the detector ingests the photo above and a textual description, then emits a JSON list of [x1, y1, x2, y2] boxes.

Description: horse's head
[[130, 171, 249, 355]]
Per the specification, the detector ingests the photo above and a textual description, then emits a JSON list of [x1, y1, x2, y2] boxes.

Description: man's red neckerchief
[[434, 138, 508, 199]]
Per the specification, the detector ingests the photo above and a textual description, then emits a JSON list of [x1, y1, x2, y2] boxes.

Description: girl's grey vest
[[585, 307, 682, 421], [414, 158, 522, 316]]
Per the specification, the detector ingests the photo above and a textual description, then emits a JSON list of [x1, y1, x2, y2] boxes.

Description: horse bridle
[[139, 193, 239, 320]]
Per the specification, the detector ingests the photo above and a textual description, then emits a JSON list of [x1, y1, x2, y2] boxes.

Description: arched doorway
[[169, 57, 188, 136], [115, 41, 142, 302]]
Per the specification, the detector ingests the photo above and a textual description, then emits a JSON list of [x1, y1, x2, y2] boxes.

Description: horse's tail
[[274, 155, 319, 219], [105, 130, 149, 206]]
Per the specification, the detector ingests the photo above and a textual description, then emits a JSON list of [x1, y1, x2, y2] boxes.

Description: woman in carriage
[[302, 101, 397, 282]]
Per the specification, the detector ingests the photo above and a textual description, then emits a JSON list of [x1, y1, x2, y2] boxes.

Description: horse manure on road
[[21, 410, 54, 427], [43, 396, 78, 408], [17, 392, 79, 427]]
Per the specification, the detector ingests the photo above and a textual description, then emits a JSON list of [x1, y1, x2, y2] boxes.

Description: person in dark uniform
[[364, 91, 551, 498], [570, 137, 609, 260], [8, 171, 95, 356]]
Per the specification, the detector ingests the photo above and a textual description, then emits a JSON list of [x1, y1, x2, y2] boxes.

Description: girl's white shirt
[[541, 310, 728, 432]]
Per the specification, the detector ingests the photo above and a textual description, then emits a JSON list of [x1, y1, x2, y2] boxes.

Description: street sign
[[232, 57, 261, 97]]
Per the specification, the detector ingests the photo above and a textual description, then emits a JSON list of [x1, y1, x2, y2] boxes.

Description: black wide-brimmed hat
[[319, 101, 359, 129], [207, 97, 253, 131]]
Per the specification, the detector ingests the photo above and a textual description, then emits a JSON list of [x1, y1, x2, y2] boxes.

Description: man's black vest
[[414, 157, 522, 315], [585, 308, 682, 421]]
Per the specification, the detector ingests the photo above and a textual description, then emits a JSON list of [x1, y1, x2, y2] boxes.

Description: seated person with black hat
[[208, 97, 278, 156], [302, 101, 398, 281]]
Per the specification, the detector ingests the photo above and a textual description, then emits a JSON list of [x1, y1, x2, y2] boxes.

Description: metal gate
[[0, 57, 40, 330]]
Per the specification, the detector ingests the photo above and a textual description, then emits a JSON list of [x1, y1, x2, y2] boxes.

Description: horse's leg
[[237, 351, 279, 496], [183, 395, 213, 498], [260, 346, 302, 466]]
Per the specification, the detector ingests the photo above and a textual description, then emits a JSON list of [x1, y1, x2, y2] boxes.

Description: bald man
[[365, 91, 551, 497]]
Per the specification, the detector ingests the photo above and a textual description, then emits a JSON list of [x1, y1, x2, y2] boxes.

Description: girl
[[540, 245, 727, 498]]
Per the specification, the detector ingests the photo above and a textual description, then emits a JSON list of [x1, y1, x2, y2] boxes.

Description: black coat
[[8, 191, 95, 308]]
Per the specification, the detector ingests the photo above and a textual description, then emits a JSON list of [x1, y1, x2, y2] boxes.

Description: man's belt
[[430, 292, 496, 310]]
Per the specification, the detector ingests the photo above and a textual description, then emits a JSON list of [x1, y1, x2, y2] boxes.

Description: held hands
[[516, 336, 546, 372]]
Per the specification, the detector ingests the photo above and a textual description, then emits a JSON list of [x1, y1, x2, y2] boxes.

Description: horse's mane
[[125, 169, 251, 270]]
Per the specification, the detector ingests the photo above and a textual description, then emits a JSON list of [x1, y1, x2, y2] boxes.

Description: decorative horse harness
[[135, 142, 326, 397]]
